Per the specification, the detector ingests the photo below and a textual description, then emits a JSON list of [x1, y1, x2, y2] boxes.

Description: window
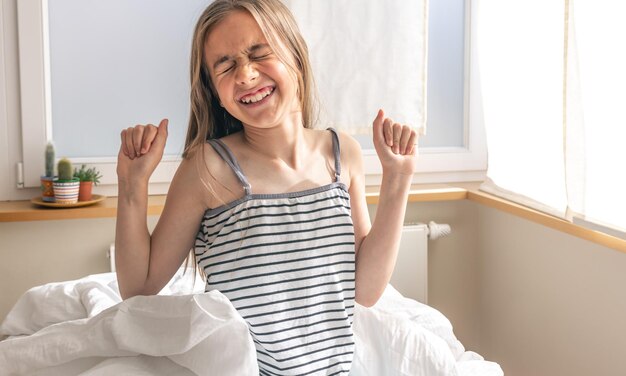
[[476, 0, 626, 235], [4, 0, 486, 201], [474, 0, 568, 217]]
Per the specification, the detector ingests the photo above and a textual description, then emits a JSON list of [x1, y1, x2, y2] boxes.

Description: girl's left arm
[[347, 109, 418, 307]]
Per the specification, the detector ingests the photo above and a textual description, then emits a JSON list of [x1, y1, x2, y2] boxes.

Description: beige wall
[[3, 200, 626, 376], [1, 202, 482, 350], [0, 216, 159, 323], [476, 204, 626, 376], [388, 200, 482, 352]]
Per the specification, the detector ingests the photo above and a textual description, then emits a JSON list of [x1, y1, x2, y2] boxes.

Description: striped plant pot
[[53, 178, 80, 204]]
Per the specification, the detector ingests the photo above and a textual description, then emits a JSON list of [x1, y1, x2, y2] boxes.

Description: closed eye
[[251, 52, 272, 60], [217, 63, 236, 75]]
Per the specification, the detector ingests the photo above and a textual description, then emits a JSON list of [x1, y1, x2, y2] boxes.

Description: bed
[[0, 269, 503, 375]]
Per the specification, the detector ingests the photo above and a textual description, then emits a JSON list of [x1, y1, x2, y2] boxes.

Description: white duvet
[[0, 270, 502, 376]]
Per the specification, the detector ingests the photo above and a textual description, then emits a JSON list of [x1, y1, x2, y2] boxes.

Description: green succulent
[[45, 142, 55, 177], [73, 164, 102, 185]]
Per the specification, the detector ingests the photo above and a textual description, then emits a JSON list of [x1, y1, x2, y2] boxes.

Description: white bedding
[[0, 270, 502, 376]]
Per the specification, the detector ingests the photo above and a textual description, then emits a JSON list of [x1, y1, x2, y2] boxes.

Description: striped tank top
[[194, 129, 355, 375]]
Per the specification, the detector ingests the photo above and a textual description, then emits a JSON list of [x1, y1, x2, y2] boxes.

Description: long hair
[[183, 0, 318, 158], [182, 0, 319, 279]]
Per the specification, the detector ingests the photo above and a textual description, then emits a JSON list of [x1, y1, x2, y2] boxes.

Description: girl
[[116, 0, 417, 374]]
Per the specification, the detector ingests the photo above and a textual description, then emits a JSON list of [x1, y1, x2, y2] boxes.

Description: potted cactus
[[73, 164, 102, 201], [40, 142, 56, 202], [53, 158, 80, 204]]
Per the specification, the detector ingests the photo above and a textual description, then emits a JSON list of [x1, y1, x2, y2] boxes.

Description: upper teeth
[[241, 88, 273, 104]]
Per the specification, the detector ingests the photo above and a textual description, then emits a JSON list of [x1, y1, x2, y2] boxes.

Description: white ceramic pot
[[53, 179, 80, 204]]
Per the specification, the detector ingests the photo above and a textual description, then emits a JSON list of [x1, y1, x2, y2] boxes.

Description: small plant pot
[[78, 181, 94, 201], [53, 178, 80, 204], [40, 176, 56, 202]]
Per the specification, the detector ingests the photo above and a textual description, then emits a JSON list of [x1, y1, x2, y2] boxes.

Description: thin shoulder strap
[[207, 139, 252, 195], [327, 128, 342, 183]]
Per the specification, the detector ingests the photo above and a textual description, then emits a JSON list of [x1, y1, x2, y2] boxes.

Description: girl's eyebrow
[[212, 43, 270, 71], [212, 55, 231, 71], [247, 43, 270, 54]]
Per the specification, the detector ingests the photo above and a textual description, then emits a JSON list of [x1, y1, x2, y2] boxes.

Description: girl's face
[[205, 10, 300, 129]]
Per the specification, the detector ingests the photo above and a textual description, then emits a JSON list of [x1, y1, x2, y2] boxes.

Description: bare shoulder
[[334, 130, 363, 156], [309, 128, 362, 160], [309, 128, 362, 154], [184, 141, 244, 208], [167, 150, 212, 210], [333, 130, 364, 183]]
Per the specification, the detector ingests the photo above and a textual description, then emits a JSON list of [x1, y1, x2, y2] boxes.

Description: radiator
[[389, 224, 429, 304], [389, 222, 452, 304], [108, 243, 116, 272]]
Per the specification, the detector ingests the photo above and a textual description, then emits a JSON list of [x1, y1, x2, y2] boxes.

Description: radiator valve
[[427, 221, 451, 240]]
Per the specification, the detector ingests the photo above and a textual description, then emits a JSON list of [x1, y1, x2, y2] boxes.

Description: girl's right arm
[[115, 119, 208, 299]]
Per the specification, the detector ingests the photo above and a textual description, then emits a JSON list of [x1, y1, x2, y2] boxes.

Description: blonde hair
[[183, 0, 318, 158], [182, 0, 318, 279]]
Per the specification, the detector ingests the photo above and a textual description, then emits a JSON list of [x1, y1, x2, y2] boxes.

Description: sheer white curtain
[[478, 0, 626, 234], [566, 0, 626, 232], [477, 0, 568, 218]]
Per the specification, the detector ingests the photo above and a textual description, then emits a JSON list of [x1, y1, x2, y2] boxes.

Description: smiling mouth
[[239, 86, 275, 105]]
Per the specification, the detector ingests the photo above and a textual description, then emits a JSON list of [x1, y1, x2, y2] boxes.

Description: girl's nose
[[236, 63, 258, 85]]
